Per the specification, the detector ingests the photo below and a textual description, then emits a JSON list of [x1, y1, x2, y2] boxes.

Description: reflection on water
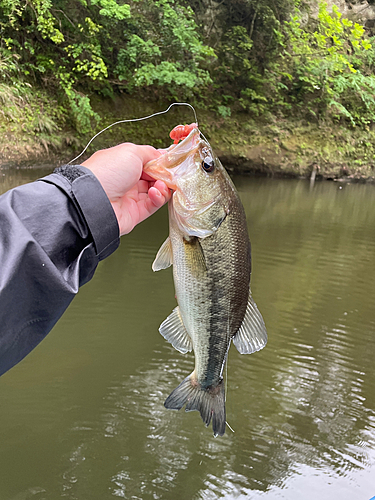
[[0, 165, 54, 192], [0, 170, 374, 500]]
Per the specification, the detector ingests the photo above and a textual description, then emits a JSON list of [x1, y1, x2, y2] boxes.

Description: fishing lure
[[169, 123, 198, 144]]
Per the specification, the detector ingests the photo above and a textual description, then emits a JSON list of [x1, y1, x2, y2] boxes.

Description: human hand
[[82, 143, 171, 235]]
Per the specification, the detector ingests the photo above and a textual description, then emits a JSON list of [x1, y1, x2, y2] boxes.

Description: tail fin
[[164, 373, 226, 437]]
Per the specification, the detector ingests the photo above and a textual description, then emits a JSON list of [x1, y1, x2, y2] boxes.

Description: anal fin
[[233, 292, 267, 354], [159, 306, 192, 354]]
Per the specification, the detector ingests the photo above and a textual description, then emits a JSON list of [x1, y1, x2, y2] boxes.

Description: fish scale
[[144, 126, 267, 436]]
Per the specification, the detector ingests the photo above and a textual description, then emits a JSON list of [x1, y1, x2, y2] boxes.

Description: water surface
[[0, 167, 374, 500]]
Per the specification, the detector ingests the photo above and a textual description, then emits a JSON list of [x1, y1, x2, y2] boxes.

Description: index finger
[[133, 145, 162, 165]]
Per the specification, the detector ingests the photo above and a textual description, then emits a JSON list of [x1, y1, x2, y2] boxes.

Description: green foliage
[[0, 80, 62, 138], [267, 3, 375, 125], [114, 0, 215, 98], [217, 105, 231, 118], [216, 26, 253, 86], [91, 0, 130, 20], [1, 0, 375, 137], [63, 86, 100, 135], [0, 0, 215, 133], [198, 0, 375, 126], [203, 0, 295, 115]]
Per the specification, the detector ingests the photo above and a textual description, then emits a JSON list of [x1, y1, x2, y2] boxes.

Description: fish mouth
[[144, 127, 201, 189]]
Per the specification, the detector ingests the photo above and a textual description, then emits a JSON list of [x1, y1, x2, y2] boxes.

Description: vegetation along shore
[[2, 0, 375, 181]]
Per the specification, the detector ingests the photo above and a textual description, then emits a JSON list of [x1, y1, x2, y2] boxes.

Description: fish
[[144, 124, 267, 436]]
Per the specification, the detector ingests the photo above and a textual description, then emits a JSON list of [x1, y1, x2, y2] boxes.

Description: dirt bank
[[2, 96, 375, 182]]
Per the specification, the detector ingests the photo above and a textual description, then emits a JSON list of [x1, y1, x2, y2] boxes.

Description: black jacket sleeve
[[0, 165, 120, 377]]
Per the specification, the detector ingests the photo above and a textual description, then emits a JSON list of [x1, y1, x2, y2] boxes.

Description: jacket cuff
[[39, 165, 120, 260]]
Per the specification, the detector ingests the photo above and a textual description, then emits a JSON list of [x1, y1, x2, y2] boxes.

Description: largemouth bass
[[144, 125, 267, 436]]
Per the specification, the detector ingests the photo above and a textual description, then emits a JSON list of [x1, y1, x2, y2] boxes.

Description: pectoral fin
[[233, 292, 267, 354], [152, 237, 173, 271], [159, 306, 193, 354], [183, 236, 207, 276]]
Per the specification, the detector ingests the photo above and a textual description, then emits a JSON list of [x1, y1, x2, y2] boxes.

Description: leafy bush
[[266, 2, 375, 125], [1, 0, 375, 132], [0, 0, 215, 133], [114, 0, 215, 99], [210, 1, 375, 126]]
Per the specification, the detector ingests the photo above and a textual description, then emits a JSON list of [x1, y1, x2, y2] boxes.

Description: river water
[[0, 167, 374, 500]]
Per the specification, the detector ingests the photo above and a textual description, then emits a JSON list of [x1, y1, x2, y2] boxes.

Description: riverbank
[[1, 95, 375, 182]]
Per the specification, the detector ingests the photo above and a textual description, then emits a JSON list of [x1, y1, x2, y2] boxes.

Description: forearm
[[0, 165, 119, 376]]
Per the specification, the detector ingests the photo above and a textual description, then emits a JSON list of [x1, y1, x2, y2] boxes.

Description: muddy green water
[[0, 167, 374, 500]]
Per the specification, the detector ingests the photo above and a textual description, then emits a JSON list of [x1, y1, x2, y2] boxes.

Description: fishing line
[[225, 351, 235, 434], [225, 347, 228, 402], [224, 300, 235, 433], [224, 369, 235, 432], [223, 285, 236, 434], [226, 421, 235, 433], [67, 102, 199, 164], [199, 130, 210, 145], [224, 297, 231, 403]]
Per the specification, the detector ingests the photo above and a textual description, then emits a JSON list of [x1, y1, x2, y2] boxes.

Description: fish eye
[[201, 156, 215, 173]]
